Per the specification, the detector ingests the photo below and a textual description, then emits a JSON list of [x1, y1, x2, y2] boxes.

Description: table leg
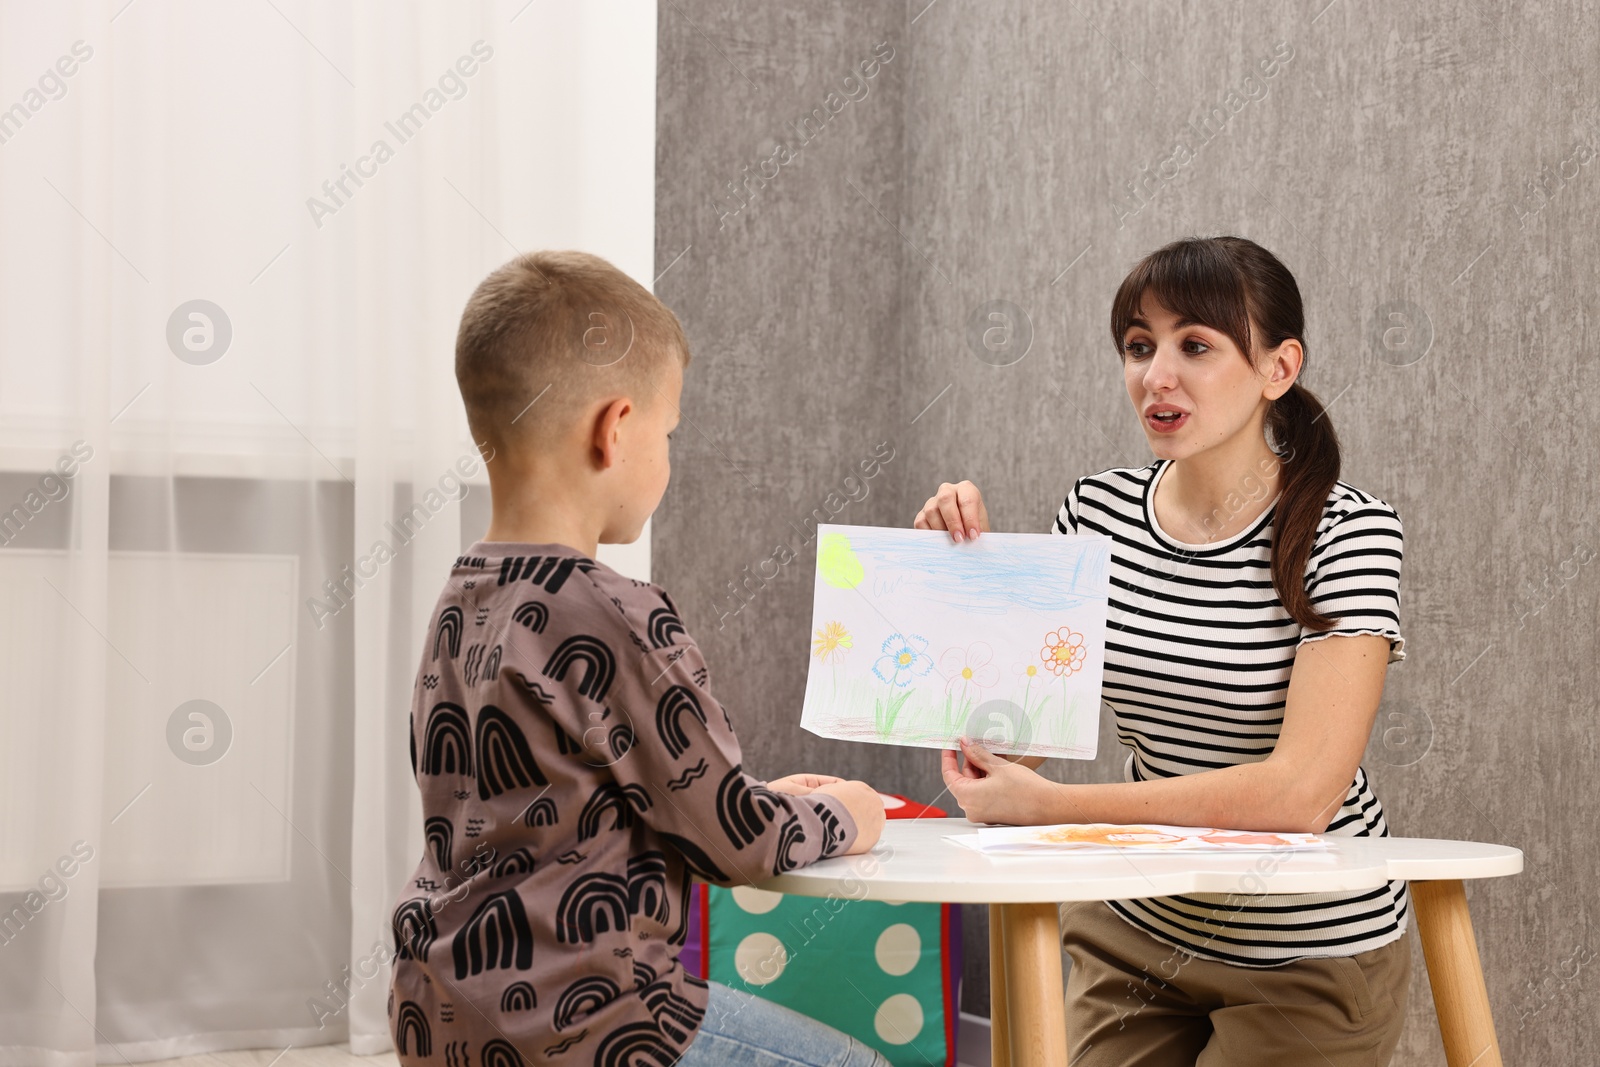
[[998, 901, 1068, 1067], [1411, 879, 1503, 1067], [989, 904, 1012, 1067]]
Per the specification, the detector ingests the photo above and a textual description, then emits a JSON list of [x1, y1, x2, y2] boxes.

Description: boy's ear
[[591, 396, 632, 469]]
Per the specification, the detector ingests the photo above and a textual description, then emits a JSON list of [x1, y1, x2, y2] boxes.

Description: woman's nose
[[1142, 344, 1181, 389]]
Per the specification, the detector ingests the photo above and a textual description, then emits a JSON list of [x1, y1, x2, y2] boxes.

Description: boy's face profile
[[598, 353, 681, 546]]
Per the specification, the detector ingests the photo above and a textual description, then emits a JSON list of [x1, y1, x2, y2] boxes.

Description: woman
[[915, 236, 1412, 1066]]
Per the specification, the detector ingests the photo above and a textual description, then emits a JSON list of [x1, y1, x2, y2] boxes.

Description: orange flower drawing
[[1200, 830, 1293, 847], [1040, 626, 1087, 677], [1036, 825, 1185, 847]]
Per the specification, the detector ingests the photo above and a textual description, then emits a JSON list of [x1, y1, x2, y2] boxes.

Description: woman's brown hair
[[1109, 235, 1340, 633]]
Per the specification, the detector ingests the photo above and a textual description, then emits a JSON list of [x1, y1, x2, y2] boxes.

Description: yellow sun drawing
[[812, 621, 853, 662]]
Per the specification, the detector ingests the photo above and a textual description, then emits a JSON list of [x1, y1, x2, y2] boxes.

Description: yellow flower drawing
[[812, 621, 854, 663]]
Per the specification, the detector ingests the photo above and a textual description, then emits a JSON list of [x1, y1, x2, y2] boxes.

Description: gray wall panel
[[657, 4, 1598, 1063]]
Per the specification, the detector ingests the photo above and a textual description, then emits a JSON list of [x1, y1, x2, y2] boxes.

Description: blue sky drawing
[[852, 527, 1110, 617]]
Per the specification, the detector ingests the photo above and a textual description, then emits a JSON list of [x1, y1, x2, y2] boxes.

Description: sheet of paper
[[973, 824, 1331, 854], [799, 523, 1110, 758]]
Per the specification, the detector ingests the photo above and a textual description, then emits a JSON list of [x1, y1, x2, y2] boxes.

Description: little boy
[[387, 251, 888, 1067]]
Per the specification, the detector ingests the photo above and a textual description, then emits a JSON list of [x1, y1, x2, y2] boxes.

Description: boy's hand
[[767, 773, 846, 796], [913, 480, 990, 543], [813, 779, 886, 854]]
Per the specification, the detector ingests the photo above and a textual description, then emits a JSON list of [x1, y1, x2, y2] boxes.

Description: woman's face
[[1120, 295, 1297, 461]]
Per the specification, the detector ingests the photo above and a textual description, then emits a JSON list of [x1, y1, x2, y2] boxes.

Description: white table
[[761, 818, 1522, 1067]]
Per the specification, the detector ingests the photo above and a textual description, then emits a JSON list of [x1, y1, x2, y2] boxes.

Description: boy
[[387, 251, 888, 1067]]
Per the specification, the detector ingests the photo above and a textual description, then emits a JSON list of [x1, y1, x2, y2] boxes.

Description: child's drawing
[[799, 523, 1111, 758], [973, 823, 1331, 854]]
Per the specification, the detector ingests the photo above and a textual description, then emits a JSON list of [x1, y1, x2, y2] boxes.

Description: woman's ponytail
[[1265, 381, 1341, 632]]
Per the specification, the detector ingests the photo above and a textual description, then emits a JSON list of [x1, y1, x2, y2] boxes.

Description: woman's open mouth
[[1147, 411, 1189, 433]]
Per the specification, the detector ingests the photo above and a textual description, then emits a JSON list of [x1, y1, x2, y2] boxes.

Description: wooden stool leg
[[1411, 879, 1503, 1067], [989, 903, 1011, 1067], [999, 901, 1068, 1067]]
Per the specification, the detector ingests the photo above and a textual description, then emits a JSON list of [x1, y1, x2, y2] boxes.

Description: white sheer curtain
[[0, 3, 656, 1062]]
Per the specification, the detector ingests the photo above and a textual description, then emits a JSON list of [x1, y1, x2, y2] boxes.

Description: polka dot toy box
[[680, 793, 962, 1066]]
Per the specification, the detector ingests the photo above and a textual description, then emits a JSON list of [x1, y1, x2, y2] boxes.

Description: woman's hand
[[766, 772, 847, 796], [914, 481, 991, 543], [939, 738, 1065, 825]]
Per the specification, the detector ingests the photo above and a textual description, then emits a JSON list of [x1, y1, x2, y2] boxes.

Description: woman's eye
[[1183, 339, 1210, 355], [1122, 341, 1150, 359]]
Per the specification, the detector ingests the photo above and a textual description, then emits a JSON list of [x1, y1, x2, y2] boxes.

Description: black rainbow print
[[554, 975, 619, 1030], [490, 847, 535, 879], [499, 981, 536, 1012], [393, 1000, 431, 1057], [654, 686, 706, 759], [626, 851, 670, 925], [577, 783, 652, 840], [520, 795, 558, 827], [714, 767, 782, 849], [645, 607, 685, 649], [425, 816, 452, 871], [453, 889, 535, 979], [478, 1038, 527, 1067], [433, 606, 464, 661], [512, 600, 549, 633], [641, 978, 705, 1045], [475, 704, 549, 800], [421, 702, 473, 776], [542, 635, 616, 701], [555, 873, 630, 943], [595, 1023, 679, 1067], [392, 898, 437, 961]]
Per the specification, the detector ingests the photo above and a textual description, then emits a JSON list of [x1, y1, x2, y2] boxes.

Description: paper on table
[[973, 824, 1331, 854], [799, 523, 1111, 758]]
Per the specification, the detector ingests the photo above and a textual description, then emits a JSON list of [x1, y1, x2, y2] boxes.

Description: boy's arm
[[507, 614, 867, 884]]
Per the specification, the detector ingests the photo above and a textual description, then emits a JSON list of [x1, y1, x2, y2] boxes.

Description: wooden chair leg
[[989, 903, 1011, 1067], [999, 901, 1069, 1067], [1411, 879, 1503, 1067]]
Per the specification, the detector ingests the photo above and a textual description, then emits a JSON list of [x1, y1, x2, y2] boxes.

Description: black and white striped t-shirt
[[1051, 457, 1409, 966]]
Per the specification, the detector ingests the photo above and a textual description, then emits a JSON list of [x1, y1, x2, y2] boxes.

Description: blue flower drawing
[[872, 632, 935, 688]]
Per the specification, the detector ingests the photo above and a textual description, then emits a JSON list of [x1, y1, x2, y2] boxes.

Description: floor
[[133, 1020, 991, 1067], [139, 1046, 397, 1067]]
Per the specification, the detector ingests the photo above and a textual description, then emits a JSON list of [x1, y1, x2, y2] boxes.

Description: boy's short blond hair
[[455, 250, 690, 456]]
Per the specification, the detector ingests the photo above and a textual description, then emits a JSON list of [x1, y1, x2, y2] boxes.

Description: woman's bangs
[[1110, 242, 1253, 356]]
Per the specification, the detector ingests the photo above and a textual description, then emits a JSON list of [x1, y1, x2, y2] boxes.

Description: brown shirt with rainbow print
[[387, 541, 859, 1067]]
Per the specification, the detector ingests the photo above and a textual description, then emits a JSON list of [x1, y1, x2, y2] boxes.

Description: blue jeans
[[677, 982, 891, 1067]]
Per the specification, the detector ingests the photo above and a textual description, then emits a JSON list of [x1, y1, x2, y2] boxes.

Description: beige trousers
[[1058, 899, 1412, 1067]]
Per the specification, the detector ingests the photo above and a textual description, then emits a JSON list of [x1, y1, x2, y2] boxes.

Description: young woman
[[915, 236, 1413, 1066]]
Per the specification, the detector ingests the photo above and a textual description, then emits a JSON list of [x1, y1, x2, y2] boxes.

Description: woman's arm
[[940, 633, 1391, 833]]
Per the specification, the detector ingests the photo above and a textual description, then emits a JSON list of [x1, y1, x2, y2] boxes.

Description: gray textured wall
[[655, 4, 1599, 1064]]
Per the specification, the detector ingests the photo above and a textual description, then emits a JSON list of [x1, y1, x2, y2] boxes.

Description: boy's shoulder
[[448, 543, 693, 660]]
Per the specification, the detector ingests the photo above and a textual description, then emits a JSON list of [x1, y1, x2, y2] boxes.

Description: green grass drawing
[[873, 688, 916, 738], [937, 686, 982, 738], [808, 661, 1096, 756], [1047, 691, 1083, 749]]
